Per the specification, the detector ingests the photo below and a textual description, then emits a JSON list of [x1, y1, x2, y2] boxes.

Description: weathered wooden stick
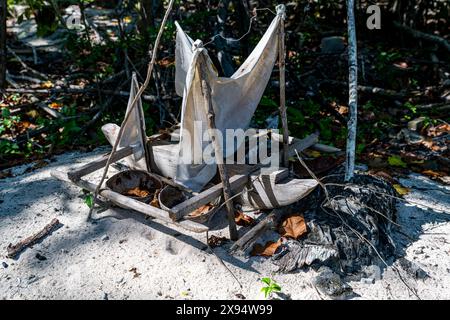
[[310, 143, 341, 153], [230, 212, 277, 253], [277, 5, 289, 168], [199, 56, 238, 241], [67, 146, 134, 181], [37, 102, 62, 119], [230, 207, 294, 253], [286, 133, 319, 158], [51, 170, 208, 233], [7, 218, 61, 259]]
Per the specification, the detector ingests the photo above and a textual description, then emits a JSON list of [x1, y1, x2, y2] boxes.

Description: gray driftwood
[[230, 207, 293, 253], [7, 218, 61, 258]]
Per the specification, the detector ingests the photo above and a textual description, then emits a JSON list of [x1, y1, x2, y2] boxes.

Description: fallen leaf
[[422, 170, 444, 178], [157, 57, 175, 68], [123, 187, 150, 198], [189, 204, 213, 218], [49, 102, 62, 109], [41, 81, 54, 89], [388, 155, 407, 168], [123, 16, 133, 24], [207, 235, 228, 248], [393, 184, 410, 196], [251, 239, 282, 257], [150, 196, 160, 208], [369, 170, 396, 184], [26, 109, 39, 118], [235, 211, 254, 227], [278, 215, 307, 239]]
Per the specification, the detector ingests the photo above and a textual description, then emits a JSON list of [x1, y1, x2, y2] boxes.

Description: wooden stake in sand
[[199, 54, 238, 241], [277, 4, 289, 168], [87, 0, 175, 221], [7, 218, 61, 259]]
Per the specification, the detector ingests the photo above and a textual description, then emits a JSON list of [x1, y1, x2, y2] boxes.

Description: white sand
[[0, 147, 449, 300]]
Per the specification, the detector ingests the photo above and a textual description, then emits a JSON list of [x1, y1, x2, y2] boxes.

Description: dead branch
[[2, 87, 163, 102], [7, 46, 48, 80], [393, 21, 450, 53], [6, 218, 62, 259]]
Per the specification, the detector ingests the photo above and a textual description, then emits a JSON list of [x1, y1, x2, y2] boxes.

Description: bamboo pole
[[344, 0, 358, 182], [199, 54, 238, 241], [277, 5, 289, 168]]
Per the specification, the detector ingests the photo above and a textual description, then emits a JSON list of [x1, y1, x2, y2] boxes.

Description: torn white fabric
[[102, 73, 148, 171], [173, 9, 284, 191]]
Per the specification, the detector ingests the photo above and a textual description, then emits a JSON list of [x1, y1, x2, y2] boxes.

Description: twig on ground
[[6, 218, 62, 259], [7, 46, 48, 80]]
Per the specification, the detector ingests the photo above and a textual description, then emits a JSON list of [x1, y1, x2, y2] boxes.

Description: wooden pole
[[199, 55, 238, 241], [277, 5, 289, 168], [344, 0, 358, 182]]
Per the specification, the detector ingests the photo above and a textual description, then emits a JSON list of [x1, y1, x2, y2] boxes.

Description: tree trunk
[[0, 0, 6, 88], [344, 0, 358, 182]]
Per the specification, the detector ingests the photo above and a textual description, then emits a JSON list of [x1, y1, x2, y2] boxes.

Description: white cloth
[[173, 9, 284, 191], [102, 6, 285, 192], [101, 73, 148, 171]]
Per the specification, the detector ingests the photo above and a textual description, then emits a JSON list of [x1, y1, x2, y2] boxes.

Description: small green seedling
[[84, 193, 94, 208], [260, 277, 281, 299]]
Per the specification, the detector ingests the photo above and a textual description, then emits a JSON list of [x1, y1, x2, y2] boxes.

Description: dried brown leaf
[[234, 211, 254, 227], [190, 204, 213, 218], [278, 215, 307, 239], [251, 239, 282, 257]]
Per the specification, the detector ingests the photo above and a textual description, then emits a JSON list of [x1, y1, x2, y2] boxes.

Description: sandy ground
[[0, 147, 449, 300]]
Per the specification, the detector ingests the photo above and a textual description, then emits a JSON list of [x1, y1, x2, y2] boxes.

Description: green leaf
[[388, 155, 407, 168], [261, 287, 270, 298], [261, 277, 271, 285], [84, 194, 94, 208], [272, 284, 282, 292]]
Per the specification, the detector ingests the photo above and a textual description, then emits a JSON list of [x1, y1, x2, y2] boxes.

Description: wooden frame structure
[[50, 6, 329, 241], [51, 132, 319, 236]]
